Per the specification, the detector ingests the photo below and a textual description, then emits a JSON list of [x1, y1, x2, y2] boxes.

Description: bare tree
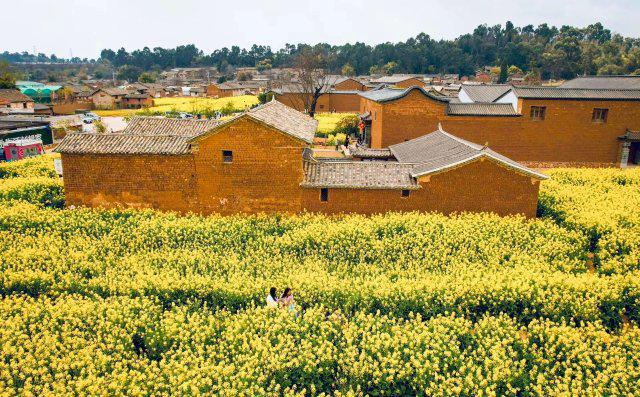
[[291, 47, 337, 117]]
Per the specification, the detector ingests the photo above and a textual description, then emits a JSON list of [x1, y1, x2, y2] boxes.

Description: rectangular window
[[530, 106, 546, 120], [222, 150, 233, 163], [320, 188, 328, 202], [592, 108, 608, 123], [401, 189, 410, 198]]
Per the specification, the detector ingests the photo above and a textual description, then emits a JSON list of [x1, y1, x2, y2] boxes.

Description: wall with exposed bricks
[[301, 158, 540, 218], [61, 153, 197, 211], [61, 115, 540, 217], [276, 92, 360, 113], [334, 79, 366, 91], [364, 92, 640, 165]]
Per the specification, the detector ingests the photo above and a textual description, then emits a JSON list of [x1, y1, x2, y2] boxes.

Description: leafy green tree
[[117, 65, 143, 82], [0, 61, 16, 89], [138, 72, 157, 83], [507, 65, 523, 76], [383, 61, 398, 75], [341, 63, 356, 76], [257, 92, 275, 104], [498, 61, 508, 83], [256, 59, 272, 72]]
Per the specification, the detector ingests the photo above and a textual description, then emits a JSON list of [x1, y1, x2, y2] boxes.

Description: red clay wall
[[61, 153, 197, 211], [395, 78, 427, 88], [334, 79, 366, 91], [191, 117, 307, 214], [327, 93, 361, 112], [366, 92, 640, 165], [301, 158, 540, 218], [206, 85, 233, 98]]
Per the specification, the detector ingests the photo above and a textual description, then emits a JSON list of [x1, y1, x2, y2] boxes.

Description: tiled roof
[[0, 89, 34, 103], [446, 103, 519, 116], [347, 146, 394, 159], [619, 129, 640, 142], [389, 126, 547, 179], [460, 84, 512, 102], [100, 87, 129, 96], [359, 86, 450, 103], [204, 99, 316, 144], [217, 81, 263, 90], [560, 76, 640, 89], [302, 161, 419, 190], [124, 93, 150, 99], [369, 75, 423, 84], [55, 133, 191, 155], [510, 86, 640, 100], [123, 116, 221, 137]]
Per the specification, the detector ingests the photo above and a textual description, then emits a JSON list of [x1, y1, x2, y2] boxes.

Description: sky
[[4, 0, 640, 59]]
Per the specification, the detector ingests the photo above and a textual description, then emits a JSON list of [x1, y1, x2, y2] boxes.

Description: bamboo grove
[[0, 155, 639, 396]]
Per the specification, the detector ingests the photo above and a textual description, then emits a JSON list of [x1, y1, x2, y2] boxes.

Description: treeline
[[0, 51, 91, 65], [5, 22, 640, 80]]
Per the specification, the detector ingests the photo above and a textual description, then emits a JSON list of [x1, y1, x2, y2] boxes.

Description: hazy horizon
[[3, 0, 640, 59]]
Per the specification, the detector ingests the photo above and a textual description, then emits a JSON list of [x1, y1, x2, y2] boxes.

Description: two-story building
[[359, 85, 640, 166]]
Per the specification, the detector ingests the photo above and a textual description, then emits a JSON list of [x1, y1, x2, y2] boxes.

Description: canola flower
[[1, 155, 640, 395], [540, 167, 640, 274], [0, 295, 639, 396]]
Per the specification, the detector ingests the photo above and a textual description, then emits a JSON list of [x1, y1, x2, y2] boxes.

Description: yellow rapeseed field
[[94, 95, 259, 117], [1, 155, 640, 395]]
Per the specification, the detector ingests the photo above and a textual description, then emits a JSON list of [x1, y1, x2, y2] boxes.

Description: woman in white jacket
[[266, 287, 278, 308]]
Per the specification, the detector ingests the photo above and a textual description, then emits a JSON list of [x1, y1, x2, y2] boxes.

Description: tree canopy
[[3, 22, 640, 80]]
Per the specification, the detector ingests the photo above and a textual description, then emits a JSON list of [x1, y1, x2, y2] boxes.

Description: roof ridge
[[436, 128, 483, 151], [516, 86, 640, 92]]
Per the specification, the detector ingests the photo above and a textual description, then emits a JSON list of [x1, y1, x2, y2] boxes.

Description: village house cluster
[[6, 64, 640, 217], [55, 100, 546, 217]]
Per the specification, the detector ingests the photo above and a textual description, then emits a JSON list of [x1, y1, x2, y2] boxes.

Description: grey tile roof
[[347, 146, 394, 159], [100, 87, 129, 96], [560, 76, 640, 89], [191, 99, 318, 144], [124, 93, 150, 99], [0, 89, 34, 103], [369, 75, 424, 84], [55, 133, 191, 155], [446, 103, 519, 116], [459, 84, 512, 102], [389, 126, 547, 179], [510, 86, 640, 100], [124, 116, 221, 137], [243, 100, 317, 143], [619, 129, 640, 142], [359, 86, 450, 103], [302, 161, 419, 190]]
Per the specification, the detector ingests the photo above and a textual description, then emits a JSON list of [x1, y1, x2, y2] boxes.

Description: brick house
[[122, 93, 154, 109], [359, 85, 640, 166], [369, 75, 427, 88], [207, 81, 263, 98], [56, 100, 544, 217], [271, 86, 361, 113], [0, 89, 35, 114], [90, 88, 129, 109], [331, 76, 368, 91]]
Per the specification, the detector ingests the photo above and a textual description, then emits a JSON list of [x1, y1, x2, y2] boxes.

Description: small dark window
[[222, 150, 233, 163], [320, 188, 328, 202], [530, 106, 546, 120], [592, 108, 608, 123], [319, 104, 325, 109], [401, 189, 410, 198]]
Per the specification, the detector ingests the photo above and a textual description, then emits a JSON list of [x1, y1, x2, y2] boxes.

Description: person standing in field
[[266, 287, 278, 308], [279, 287, 295, 312]]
